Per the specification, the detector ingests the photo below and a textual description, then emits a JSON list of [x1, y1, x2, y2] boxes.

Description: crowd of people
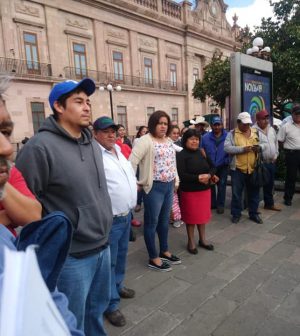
[[0, 75, 300, 336]]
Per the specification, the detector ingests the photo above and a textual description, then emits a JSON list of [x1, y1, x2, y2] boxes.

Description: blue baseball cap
[[93, 116, 117, 131], [49, 78, 96, 111], [211, 116, 222, 125]]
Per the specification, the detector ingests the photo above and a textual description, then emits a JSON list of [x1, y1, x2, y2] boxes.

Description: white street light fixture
[[246, 48, 253, 55], [253, 37, 264, 48], [99, 84, 122, 120]]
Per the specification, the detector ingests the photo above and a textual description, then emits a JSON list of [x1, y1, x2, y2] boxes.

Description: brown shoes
[[264, 204, 282, 211], [119, 287, 135, 299], [105, 309, 126, 327]]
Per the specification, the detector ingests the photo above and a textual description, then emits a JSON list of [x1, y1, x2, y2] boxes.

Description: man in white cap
[[190, 116, 209, 137], [224, 112, 262, 224]]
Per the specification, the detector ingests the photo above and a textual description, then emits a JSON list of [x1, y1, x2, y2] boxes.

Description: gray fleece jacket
[[16, 116, 113, 255]]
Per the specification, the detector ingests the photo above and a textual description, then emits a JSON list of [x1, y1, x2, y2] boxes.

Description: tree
[[193, 0, 300, 113], [192, 55, 230, 109], [255, 0, 300, 104]]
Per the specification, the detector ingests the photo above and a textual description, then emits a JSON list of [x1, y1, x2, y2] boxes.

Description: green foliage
[[192, 56, 230, 109], [255, 0, 300, 104], [193, 0, 300, 113]]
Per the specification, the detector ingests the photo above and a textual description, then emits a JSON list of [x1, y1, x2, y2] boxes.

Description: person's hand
[[137, 184, 143, 192], [198, 174, 211, 185], [211, 175, 219, 184], [243, 146, 253, 153], [251, 145, 260, 153]]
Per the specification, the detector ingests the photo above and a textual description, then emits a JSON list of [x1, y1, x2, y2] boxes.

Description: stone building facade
[[0, 0, 240, 143]]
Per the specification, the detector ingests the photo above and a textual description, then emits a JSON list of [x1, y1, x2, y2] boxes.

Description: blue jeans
[[57, 247, 111, 336], [263, 162, 276, 207], [211, 165, 228, 209], [230, 169, 260, 218], [106, 212, 131, 313], [143, 180, 174, 259]]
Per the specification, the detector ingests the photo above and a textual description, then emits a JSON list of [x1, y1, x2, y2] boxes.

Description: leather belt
[[113, 210, 130, 218]]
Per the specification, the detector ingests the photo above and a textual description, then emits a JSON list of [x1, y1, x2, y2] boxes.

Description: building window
[[144, 58, 153, 85], [170, 63, 177, 88], [171, 108, 178, 123], [117, 106, 127, 127], [147, 106, 155, 121], [31, 102, 45, 134], [73, 43, 87, 79], [193, 68, 199, 83], [24, 32, 40, 74], [113, 51, 124, 82]]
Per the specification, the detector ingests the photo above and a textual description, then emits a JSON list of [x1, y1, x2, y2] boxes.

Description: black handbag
[[250, 151, 270, 187]]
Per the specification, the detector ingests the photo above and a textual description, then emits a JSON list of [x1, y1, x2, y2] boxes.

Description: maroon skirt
[[180, 189, 211, 225]]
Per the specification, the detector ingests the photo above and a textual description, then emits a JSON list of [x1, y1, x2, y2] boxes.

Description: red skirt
[[180, 189, 211, 225]]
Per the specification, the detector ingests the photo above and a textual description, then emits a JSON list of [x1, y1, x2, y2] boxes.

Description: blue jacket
[[201, 130, 230, 167], [0, 212, 84, 336]]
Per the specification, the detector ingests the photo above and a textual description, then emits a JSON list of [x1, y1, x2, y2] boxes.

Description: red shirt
[[116, 139, 132, 159], [0, 166, 36, 236]]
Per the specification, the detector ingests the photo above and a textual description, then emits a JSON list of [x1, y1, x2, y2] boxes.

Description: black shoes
[[187, 245, 198, 254], [216, 207, 224, 214], [119, 287, 135, 299], [198, 240, 214, 251], [148, 259, 172, 272], [105, 309, 126, 327], [231, 216, 240, 224], [249, 214, 263, 224], [284, 199, 292, 206], [159, 253, 182, 265]]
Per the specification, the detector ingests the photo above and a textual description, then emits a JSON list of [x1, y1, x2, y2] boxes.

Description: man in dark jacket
[[16, 78, 113, 336], [202, 116, 229, 214]]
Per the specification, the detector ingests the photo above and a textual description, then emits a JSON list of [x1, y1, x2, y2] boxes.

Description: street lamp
[[99, 84, 122, 120], [245, 37, 271, 61]]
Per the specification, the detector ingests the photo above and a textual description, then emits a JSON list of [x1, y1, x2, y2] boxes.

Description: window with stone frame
[[146, 106, 155, 121], [117, 105, 127, 128], [73, 43, 87, 79], [144, 57, 153, 86], [23, 32, 40, 74], [171, 107, 178, 123], [31, 102, 45, 134], [113, 51, 124, 82], [170, 63, 177, 88]]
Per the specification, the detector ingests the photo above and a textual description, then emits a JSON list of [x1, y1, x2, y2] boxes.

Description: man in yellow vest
[[224, 112, 262, 224]]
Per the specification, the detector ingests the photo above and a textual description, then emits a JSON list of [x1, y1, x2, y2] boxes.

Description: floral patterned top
[[153, 140, 176, 182]]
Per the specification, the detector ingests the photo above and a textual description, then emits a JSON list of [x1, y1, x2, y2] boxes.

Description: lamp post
[[99, 84, 122, 121], [246, 37, 271, 61]]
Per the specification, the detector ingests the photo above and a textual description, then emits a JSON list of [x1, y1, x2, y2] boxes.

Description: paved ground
[[105, 190, 300, 336]]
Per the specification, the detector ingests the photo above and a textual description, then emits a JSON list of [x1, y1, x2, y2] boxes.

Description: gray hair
[[0, 75, 11, 102]]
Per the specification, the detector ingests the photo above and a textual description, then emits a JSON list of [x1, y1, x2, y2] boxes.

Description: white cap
[[190, 116, 209, 126], [237, 112, 252, 124]]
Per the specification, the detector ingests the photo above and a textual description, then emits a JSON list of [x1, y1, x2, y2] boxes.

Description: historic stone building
[[0, 0, 240, 144]]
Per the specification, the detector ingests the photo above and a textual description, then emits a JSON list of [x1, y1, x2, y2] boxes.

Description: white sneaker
[[173, 220, 182, 228]]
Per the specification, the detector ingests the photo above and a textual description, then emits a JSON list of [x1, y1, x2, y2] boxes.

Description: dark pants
[[230, 169, 260, 218], [263, 162, 276, 207], [211, 165, 228, 209], [284, 150, 300, 202]]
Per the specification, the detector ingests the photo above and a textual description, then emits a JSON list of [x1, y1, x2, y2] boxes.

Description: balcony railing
[[0, 57, 52, 78], [64, 67, 187, 93], [133, 0, 182, 20]]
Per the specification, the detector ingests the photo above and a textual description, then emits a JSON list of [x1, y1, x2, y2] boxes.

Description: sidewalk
[[105, 190, 300, 336]]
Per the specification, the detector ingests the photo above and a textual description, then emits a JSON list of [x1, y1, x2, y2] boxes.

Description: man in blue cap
[[202, 116, 229, 214], [16, 78, 113, 336]]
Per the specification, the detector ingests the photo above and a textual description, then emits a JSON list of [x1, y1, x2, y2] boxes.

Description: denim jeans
[[106, 212, 131, 313], [211, 165, 229, 209], [143, 180, 174, 259], [230, 169, 260, 218], [263, 162, 276, 207], [57, 246, 111, 336]]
